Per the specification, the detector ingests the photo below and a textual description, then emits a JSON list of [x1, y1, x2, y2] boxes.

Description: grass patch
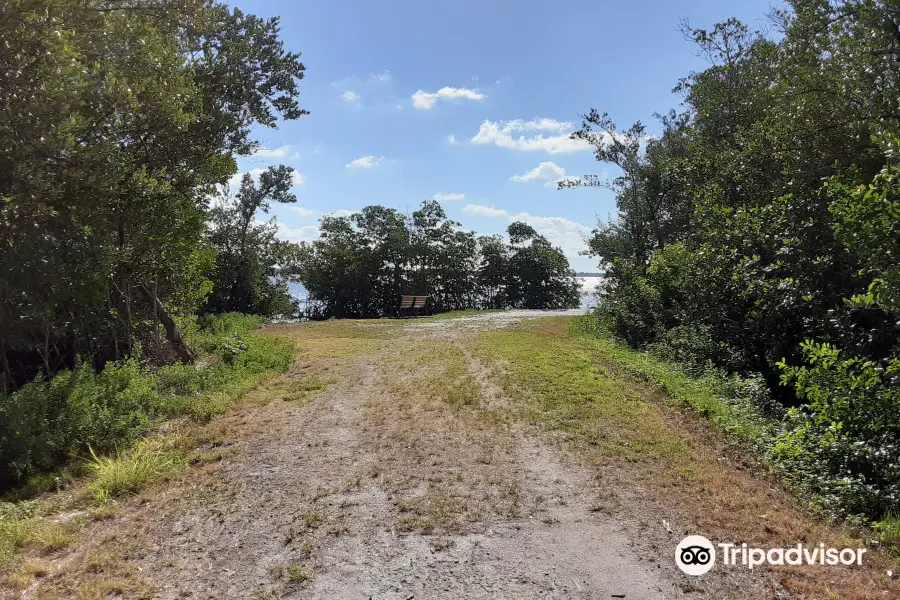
[[874, 514, 900, 555], [269, 563, 312, 584], [478, 321, 696, 470], [567, 317, 780, 455], [86, 440, 186, 503], [387, 342, 478, 408]]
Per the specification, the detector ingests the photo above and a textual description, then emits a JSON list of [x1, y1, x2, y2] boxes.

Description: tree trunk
[[137, 283, 195, 364]]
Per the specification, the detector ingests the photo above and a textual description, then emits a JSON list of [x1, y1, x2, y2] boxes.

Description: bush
[[65, 359, 158, 453], [772, 342, 900, 520], [0, 360, 157, 489], [0, 312, 293, 492]]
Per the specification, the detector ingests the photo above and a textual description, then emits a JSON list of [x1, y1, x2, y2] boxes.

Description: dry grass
[[363, 338, 534, 535], [478, 317, 900, 600]]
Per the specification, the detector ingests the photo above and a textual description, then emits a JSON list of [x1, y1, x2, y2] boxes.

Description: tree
[[295, 203, 580, 318], [204, 166, 301, 316], [0, 0, 308, 391], [506, 223, 580, 309]]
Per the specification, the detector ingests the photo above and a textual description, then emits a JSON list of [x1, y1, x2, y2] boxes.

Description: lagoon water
[[288, 276, 602, 312]]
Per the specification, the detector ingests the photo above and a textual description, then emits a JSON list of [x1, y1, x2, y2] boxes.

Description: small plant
[[302, 509, 324, 530], [86, 443, 185, 502], [284, 564, 312, 583], [34, 525, 73, 554], [269, 563, 312, 584]]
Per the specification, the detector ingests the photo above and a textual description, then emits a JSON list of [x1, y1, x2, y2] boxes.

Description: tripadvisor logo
[[675, 535, 867, 576], [676, 535, 716, 576]]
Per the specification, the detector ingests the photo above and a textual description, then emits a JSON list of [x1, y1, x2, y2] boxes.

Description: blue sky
[[232, 0, 776, 272]]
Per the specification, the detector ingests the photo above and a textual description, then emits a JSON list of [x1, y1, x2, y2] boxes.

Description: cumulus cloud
[[252, 145, 290, 158], [287, 206, 317, 217], [432, 192, 465, 202], [346, 155, 385, 169], [447, 134, 460, 145], [275, 223, 319, 244], [470, 119, 593, 154], [461, 205, 591, 261], [412, 87, 485, 110], [463, 204, 508, 218], [510, 161, 567, 182], [291, 171, 305, 186], [342, 90, 360, 103]]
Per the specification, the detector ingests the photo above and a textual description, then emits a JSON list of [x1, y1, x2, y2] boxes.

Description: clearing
[[3, 312, 899, 599]]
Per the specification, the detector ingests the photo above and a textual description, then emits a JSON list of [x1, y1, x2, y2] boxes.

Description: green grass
[[86, 440, 186, 503], [566, 317, 780, 454], [477, 319, 696, 469], [476, 316, 779, 478], [874, 513, 900, 555]]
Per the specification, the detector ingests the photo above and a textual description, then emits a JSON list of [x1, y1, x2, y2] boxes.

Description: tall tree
[[204, 166, 300, 316], [0, 0, 308, 390]]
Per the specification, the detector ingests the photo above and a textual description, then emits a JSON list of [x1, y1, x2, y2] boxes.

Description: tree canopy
[[569, 0, 900, 520], [0, 0, 308, 391], [297, 201, 581, 319]]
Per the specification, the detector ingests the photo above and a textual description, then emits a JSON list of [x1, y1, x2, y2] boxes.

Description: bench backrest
[[399, 295, 416, 308], [412, 295, 429, 308]]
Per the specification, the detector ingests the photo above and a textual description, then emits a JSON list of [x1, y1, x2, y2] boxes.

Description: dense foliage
[[203, 166, 303, 317], [0, 313, 293, 488], [572, 1, 900, 520], [0, 0, 307, 392], [297, 201, 580, 318]]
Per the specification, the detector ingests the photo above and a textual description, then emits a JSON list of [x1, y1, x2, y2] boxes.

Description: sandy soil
[[11, 311, 898, 599], [137, 311, 677, 599]]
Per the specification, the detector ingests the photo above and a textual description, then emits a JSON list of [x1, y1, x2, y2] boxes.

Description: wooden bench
[[398, 295, 429, 317]]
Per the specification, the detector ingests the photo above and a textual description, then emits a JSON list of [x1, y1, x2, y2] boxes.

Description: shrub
[[0, 312, 292, 491], [65, 359, 158, 453], [772, 342, 900, 520]]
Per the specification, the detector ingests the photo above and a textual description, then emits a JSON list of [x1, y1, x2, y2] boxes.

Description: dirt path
[[138, 311, 675, 599], [9, 312, 899, 599]]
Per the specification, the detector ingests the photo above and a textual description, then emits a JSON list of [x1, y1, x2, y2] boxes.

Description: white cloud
[[433, 192, 465, 202], [287, 206, 317, 217], [470, 118, 593, 154], [463, 204, 508, 218], [291, 171, 305, 186], [461, 204, 592, 262], [510, 161, 567, 182], [252, 146, 290, 158], [508, 212, 591, 258], [328, 209, 354, 218], [228, 168, 266, 187], [346, 155, 385, 169], [447, 134, 460, 145], [342, 90, 360, 103], [412, 87, 485, 110], [275, 223, 320, 244], [370, 70, 392, 83]]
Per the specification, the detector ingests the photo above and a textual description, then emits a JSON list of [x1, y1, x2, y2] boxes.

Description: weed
[[269, 563, 312, 584], [301, 509, 324, 530], [86, 442, 185, 502], [34, 524, 73, 554]]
